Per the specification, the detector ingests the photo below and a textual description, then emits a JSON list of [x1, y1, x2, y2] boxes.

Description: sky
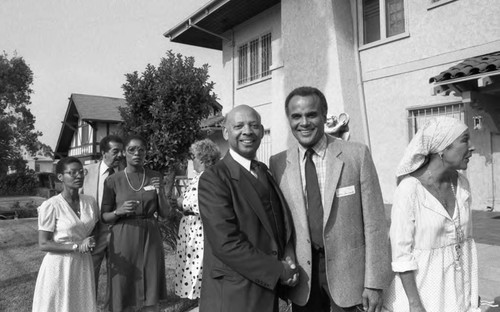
[[0, 0, 224, 149]]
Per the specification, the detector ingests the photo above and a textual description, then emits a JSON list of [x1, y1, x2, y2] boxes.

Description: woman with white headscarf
[[383, 116, 479, 312]]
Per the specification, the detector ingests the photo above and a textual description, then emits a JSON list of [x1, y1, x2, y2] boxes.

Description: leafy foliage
[[0, 52, 42, 177], [0, 170, 38, 196], [120, 50, 218, 175]]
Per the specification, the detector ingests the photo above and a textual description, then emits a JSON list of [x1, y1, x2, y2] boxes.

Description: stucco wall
[[281, 0, 367, 146], [358, 0, 500, 207]]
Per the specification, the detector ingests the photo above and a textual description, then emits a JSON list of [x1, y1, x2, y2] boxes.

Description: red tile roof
[[71, 93, 125, 122], [430, 51, 500, 83]]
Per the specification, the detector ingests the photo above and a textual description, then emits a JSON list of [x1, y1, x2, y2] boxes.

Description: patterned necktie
[[305, 148, 324, 249]]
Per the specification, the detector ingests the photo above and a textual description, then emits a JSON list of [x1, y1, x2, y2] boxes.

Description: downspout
[[231, 29, 236, 109], [352, 2, 371, 149]]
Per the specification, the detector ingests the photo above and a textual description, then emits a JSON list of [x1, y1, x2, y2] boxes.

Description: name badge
[[336, 185, 355, 197], [144, 185, 155, 191]]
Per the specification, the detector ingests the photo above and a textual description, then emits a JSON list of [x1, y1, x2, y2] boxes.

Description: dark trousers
[[91, 222, 110, 301], [292, 248, 364, 312]]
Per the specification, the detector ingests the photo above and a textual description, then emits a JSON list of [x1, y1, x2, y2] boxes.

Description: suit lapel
[[265, 168, 292, 244], [323, 137, 344, 225], [223, 154, 276, 242], [284, 147, 310, 234]]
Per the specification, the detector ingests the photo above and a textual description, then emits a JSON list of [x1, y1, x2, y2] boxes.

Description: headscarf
[[395, 116, 468, 177]]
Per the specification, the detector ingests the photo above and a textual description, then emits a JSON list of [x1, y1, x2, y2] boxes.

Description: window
[[407, 103, 464, 139], [256, 129, 271, 166], [360, 0, 406, 45], [238, 33, 272, 85]]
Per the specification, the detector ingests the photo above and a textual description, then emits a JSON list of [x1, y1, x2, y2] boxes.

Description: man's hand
[[279, 256, 299, 287], [362, 288, 383, 312]]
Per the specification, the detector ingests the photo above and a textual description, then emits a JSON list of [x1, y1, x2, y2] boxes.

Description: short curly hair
[[56, 157, 82, 174], [190, 139, 221, 167]]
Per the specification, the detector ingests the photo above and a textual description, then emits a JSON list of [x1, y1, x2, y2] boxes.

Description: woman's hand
[[78, 236, 96, 253], [115, 200, 139, 216]]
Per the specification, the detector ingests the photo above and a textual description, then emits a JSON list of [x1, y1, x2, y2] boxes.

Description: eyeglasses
[[126, 146, 146, 155], [63, 169, 86, 177]]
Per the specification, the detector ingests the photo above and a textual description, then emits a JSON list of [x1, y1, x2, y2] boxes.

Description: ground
[[1, 199, 499, 311]]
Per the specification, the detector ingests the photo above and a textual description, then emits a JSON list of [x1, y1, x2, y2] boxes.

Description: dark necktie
[[107, 167, 115, 176], [250, 160, 267, 186], [305, 148, 324, 249]]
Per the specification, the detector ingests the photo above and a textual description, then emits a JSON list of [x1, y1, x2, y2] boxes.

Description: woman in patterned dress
[[101, 134, 170, 312], [174, 139, 220, 303], [383, 117, 479, 312], [32, 157, 98, 312]]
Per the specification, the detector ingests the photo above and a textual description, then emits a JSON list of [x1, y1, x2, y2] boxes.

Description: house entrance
[[490, 133, 500, 211]]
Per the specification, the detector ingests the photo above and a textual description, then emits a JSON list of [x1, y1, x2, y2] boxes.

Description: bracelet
[[72, 243, 79, 252]]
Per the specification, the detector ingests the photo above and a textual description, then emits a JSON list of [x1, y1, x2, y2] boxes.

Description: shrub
[[0, 170, 38, 196]]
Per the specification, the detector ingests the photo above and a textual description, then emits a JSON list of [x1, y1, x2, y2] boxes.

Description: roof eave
[[431, 70, 500, 96]]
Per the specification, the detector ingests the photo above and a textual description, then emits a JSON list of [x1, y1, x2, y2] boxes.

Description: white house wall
[[358, 0, 500, 207], [221, 4, 290, 155]]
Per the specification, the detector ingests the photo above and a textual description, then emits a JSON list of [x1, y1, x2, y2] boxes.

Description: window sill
[[236, 75, 272, 90], [359, 32, 410, 51], [427, 0, 457, 10]]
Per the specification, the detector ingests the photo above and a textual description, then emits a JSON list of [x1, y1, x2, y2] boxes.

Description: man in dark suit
[[270, 87, 392, 312], [81, 134, 124, 297], [198, 105, 298, 312]]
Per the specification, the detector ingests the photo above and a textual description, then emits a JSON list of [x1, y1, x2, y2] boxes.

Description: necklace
[[125, 168, 146, 192], [450, 180, 465, 271]]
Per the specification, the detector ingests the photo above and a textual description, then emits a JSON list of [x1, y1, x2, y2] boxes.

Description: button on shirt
[[298, 134, 327, 208]]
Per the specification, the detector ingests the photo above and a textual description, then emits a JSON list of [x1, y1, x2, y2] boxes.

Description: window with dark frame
[[361, 0, 405, 45]]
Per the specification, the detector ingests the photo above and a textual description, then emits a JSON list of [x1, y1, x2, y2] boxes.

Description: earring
[[439, 153, 443, 160]]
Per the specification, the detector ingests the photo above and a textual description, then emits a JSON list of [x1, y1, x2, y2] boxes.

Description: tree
[[0, 52, 42, 176], [121, 50, 218, 176], [121, 50, 219, 250]]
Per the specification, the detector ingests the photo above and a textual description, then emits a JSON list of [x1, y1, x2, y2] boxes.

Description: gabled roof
[[164, 0, 280, 50], [54, 94, 125, 158], [71, 93, 125, 122]]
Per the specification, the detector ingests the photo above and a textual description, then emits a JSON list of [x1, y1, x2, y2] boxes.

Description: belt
[[120, 214, 154, 220]]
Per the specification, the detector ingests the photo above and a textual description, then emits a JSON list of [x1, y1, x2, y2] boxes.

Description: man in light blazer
[[198, 105, 298, 312], [269, 87, 391, 312], [81, 134, 124, 297]]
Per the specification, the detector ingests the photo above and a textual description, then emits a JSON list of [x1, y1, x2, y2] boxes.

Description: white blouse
[[383, 173, 479, 312]]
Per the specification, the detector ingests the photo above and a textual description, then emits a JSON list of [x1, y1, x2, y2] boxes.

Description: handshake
[[280, 256, 299, 287]]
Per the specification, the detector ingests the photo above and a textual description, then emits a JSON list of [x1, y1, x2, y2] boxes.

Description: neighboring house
[[24, 152, 54, 173], [165, 0, 500, 210], [55, 93, 226, 179], [54, 93, 125, 164]]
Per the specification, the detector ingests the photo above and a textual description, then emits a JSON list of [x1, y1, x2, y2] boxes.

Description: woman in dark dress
[[101, 134, 170, 312]]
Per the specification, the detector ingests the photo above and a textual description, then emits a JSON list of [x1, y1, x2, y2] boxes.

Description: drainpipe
[[231, 29, 235, 109], [352, 3, 371, 149]]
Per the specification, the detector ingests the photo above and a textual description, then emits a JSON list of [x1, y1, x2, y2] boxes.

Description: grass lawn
[[0, 218, 195, 312]]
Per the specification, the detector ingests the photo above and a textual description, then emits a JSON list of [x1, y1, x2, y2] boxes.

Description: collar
[[298, 134, 327, 160], [229, 149, 253, 172], [99, 161, 111, 176]]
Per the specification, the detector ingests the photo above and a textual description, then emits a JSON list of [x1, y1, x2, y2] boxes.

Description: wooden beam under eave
[[61, 121, 76, 132]]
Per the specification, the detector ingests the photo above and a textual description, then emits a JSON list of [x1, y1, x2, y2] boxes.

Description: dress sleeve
[[37, 200, 56, 232], [390, 178, 418, 272]]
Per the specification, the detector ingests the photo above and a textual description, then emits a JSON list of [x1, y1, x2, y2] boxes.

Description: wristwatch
[[113, 210, 119, 217], [72, 243, 79, 252]]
